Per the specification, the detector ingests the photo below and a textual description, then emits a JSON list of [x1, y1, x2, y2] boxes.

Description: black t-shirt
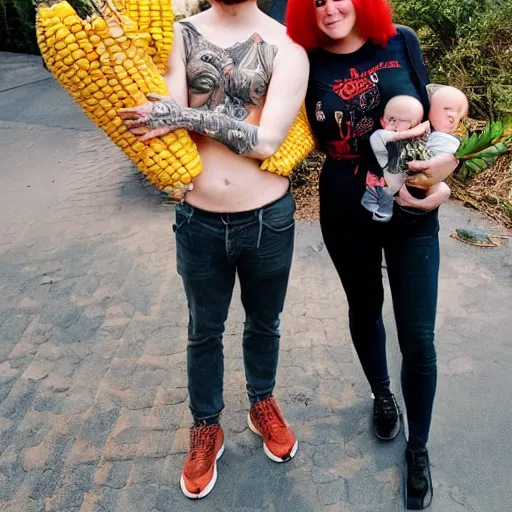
[[306, 32, 424, 215]]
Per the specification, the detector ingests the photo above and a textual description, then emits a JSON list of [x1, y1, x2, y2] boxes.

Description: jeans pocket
[[172, 208, 189, 233], [261, 194, 295, 233]]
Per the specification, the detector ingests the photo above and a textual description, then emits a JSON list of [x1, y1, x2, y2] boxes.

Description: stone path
[[1, 51, 512, 511]]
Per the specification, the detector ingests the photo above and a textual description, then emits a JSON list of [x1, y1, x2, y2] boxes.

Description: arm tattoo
[[149, 99, 259, 155], [147, 21, 278, 155], [149, 100, 258, 155]]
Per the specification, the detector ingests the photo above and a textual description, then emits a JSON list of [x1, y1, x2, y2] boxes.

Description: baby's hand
[[393, 121, 431, 141], [408, 121, 430, 139]]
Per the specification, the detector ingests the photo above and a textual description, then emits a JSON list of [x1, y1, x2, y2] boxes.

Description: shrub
[[392, 0, 512, 120], [0, 0, 39, 54]]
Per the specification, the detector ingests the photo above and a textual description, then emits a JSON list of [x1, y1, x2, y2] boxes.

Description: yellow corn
[[114, 0, 174, 74], [260, 105, 316, 176], [37, 0, 315, 193], [36, 0, 201, 196]]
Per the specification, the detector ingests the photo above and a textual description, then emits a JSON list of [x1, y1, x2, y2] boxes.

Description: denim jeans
[[173, 189, 295, 425], [320, 203, 439, 452]]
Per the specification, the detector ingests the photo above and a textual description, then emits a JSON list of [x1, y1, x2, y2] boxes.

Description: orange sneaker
[[248, 396, 298, 463], [180, 424, 225, 499]]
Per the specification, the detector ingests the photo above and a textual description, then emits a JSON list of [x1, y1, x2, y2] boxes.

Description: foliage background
[[2, 0, 512, 225], [0, 0, 38, 54], [3, 0, 512, 121], [392, 0, 512, 121]]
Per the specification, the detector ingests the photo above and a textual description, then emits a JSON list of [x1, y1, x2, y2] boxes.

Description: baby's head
[[429, 86, 468, 133], [381, 96, 424, 132]]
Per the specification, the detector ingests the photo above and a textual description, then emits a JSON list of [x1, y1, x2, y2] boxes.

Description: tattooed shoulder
[[179, 21, 278, 122]]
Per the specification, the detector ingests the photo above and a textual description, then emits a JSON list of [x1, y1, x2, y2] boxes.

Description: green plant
[[0, 0, 39, 54], [392, 0, 512, 121], [455, 117, 512, 180]]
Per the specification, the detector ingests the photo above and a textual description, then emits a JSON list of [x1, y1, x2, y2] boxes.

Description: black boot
[[373, 393, 401, 440], [405, 448, 433, 510]]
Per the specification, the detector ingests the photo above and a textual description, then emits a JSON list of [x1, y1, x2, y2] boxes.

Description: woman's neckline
[[319, 37, 370, 57]]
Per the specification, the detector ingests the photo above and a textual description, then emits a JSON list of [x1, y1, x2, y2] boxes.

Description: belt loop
[[179, 202, 195, 223], [256, 209, 263, 249], [187, 204, 195, 223]]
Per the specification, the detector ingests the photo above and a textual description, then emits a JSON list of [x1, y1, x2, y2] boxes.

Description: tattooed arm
[[146, 98, 259, 155], [119, 24, 309, 159]]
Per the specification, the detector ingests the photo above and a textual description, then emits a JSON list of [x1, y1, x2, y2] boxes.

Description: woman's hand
[[395, 182, 451, 212], [406, 153, 459, 188]]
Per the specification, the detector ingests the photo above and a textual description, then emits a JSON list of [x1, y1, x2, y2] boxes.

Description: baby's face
[[381, 115, 416, 132], [381, 100, 423, 132], [429, 89, 468, 133]]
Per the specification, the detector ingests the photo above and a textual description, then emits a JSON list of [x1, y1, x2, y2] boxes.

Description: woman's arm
[[397, 27, 460, 186], [406, 153, 459, 188], [395, 181, 451, 211]]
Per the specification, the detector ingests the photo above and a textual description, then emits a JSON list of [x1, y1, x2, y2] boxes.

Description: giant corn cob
[[123, 0, 174, 74], [36, 0, 202, 196], [36, 0, 316, 195], [260, 104, 315, 176]]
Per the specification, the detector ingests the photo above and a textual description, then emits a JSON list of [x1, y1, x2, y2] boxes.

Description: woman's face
[[314, 0, 358, 41]]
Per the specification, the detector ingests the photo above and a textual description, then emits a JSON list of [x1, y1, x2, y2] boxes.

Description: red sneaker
[[248, 396, 298, 462], [180, 424, 225, 499]]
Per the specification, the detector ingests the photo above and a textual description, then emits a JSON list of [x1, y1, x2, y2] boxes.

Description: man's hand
[[406, 153, 458, 189], [118, 93, 183, 141]]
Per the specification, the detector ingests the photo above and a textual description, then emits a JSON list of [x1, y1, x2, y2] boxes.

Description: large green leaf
[[456, 120, 504, 157], [455, 141, 510, 181]]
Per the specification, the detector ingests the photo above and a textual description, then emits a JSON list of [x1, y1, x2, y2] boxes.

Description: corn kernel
[[76, 58, 90, 70], [71, 49, 85, 60], [91, 18, 106, 31]]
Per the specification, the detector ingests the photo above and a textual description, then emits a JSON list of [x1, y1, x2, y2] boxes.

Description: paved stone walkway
[[1, 51, 511, 511]]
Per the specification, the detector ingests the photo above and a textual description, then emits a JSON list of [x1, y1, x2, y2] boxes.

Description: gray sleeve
[[370, 130, 394, 168], [427, 132, 461, 155]]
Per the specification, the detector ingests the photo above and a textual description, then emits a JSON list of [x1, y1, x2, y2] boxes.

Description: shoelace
[[410, 452, 428, 473], [253, 398, 287, 442], [375, 396, 396, 418], [189, 425, 218, 464]]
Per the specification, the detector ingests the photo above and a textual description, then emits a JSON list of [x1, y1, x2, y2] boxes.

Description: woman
[[285, 0, 459, 509]]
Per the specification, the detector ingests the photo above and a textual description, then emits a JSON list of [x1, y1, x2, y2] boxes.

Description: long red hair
[[285, 0, 396, 52]]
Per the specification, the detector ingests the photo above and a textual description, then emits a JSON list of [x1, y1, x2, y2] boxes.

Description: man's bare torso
[[172, 8, 292, 212]]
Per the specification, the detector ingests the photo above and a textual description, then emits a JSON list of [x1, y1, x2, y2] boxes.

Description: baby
[[362, 86, 469, 222]]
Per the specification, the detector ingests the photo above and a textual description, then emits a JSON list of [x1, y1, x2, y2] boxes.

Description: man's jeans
[[173, 190, 295, 425]]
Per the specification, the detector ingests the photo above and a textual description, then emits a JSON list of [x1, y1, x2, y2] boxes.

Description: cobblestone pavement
[[1, 52, 512, 511]]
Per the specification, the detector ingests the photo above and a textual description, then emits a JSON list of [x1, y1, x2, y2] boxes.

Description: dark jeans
[[320, 203, 439, 452], [173, 190, 295, 425]]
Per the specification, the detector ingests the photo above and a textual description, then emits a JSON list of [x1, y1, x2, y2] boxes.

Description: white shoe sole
[[180, 443, 225, 499], [247, 413, 298, 463]]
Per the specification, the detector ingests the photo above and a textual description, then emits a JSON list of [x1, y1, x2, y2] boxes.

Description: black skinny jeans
[[320, 203, 439, 452]]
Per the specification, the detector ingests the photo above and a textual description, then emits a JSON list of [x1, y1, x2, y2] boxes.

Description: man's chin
[[217, 0, 250, 5]]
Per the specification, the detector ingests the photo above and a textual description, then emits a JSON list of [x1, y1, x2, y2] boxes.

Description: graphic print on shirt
[[316, 101, 326, 122], [326, 61, 400, 160]]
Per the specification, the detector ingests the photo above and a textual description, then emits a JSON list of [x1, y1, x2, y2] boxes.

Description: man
[[119, 0, 309, 499]]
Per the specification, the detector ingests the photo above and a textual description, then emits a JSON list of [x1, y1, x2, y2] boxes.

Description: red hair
[[285, 0, 396, 52]]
